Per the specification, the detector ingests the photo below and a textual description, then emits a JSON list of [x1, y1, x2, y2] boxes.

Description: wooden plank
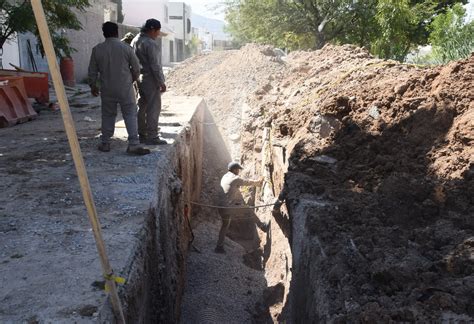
[[30, 1, 126, 323]]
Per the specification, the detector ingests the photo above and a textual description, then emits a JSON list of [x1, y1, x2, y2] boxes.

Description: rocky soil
[[169, 44, 473, 322]]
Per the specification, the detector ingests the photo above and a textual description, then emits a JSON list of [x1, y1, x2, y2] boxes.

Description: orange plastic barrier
[[0, 69, 49, 104], [0, 77, 38, 128]]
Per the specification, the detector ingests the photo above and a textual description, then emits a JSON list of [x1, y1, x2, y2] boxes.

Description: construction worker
[[121, 32, 135, 45], [88, 22, 150, 155], [131, 18, 167, 145], [215, 162, 266, 254]]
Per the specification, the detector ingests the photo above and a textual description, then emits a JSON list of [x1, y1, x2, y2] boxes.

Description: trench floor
[[180, 221, 269, 323]]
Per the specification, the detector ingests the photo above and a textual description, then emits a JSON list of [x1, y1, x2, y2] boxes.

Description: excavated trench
[[99, 44, 473, 323], [179, 110, 293, 323], [98, 99, 294, 323]]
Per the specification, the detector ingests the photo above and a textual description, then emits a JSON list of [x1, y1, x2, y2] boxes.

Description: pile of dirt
[[168, 44, 473, 322], [168, 44, 286, 162], [243, 45, 473, 321]]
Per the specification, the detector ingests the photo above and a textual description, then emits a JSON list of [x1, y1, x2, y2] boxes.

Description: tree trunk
[[315, 32, 326, 49]]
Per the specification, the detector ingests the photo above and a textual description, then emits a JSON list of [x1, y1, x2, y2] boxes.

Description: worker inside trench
[[179, 108, 293, 323]]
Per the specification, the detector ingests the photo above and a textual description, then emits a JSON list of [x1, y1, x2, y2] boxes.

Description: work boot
[[126, 145, 151, 155], [146, 137, 167, 145], [98, 142, 111, 152], [214, 246, 226, 254]]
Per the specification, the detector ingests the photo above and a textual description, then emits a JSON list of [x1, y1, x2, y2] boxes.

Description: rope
[[195, 120, 217, 125], [184, 200, 279, 210]]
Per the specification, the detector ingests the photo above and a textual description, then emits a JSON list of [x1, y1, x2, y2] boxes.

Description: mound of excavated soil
[[244, 45, 473, 322], [168, 44, 286, 161], [169, 44, 473, 322]]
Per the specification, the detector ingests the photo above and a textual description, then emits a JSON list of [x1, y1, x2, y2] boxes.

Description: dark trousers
[[216, 207, 267, 248], [216, 208, 233, 248], [137, 75, 161, 139]]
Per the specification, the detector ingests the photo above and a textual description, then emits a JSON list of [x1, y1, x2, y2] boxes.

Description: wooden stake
[[30, 1, 126, 323]]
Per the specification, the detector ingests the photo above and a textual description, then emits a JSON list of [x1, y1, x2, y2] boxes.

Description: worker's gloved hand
[[160, 84, 167, 93]]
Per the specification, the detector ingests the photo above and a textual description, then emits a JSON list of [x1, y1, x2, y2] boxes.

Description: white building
[[194, 27, 213, 52], [1, 0, 119, 82], [65, 1, 118, 82], [168, 2, 192, 61], [191, 13, 233, 51], [122, 0, 175, 65]]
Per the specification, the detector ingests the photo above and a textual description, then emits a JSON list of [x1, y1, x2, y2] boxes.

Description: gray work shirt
[[88, 37, 140, 97], [219, 171, 260, 205], [131, 33, 165, 85]]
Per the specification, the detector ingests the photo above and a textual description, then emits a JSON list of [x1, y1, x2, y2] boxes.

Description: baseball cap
[[144, 18, 161, 30], [228, 162, 243, 171]]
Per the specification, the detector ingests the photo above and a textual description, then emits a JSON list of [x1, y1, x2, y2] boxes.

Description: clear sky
[[466, 0, 474, 21], [185, 0, 225, 20]]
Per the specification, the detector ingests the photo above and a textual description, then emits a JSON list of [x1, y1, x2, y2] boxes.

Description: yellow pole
[[30, 1, 126, 323]]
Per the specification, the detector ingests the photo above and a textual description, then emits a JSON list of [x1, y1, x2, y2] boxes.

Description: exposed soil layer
[[168, 45, 473, 322]]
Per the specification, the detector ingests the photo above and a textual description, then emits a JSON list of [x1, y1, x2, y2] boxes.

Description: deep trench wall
[[98, 99, 205, 323], [287, 192, 331, 323]]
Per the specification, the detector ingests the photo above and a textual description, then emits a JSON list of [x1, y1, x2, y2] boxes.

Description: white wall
[[195, 27, 213, 51], [168, 2, 192, 41], [1, 34, 20, 69], [64, 0, 117, 82], [123, 0, 174, 66]]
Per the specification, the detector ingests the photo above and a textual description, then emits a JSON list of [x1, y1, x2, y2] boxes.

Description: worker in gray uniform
[[88, 21, 150, 155], [131, 18, 167, 145], [215, 162, 266, 254]]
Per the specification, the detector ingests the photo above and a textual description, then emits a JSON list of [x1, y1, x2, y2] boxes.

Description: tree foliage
[[0, 0, 90, 57], [224, 0, 469, 61], [428, 3, 474, 63], [372, 0, 417, 61]]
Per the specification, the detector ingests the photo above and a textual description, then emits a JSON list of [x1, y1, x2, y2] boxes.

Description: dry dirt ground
[[0, 86, 194, 323], [169, 45, 473, 322]]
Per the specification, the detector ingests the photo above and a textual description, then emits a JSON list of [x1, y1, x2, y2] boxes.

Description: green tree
[[428, 3, 474, 63], [0, 0, 90, 58], [372, 0, 417, 61], [223, 0, 468, 60], [225, 0, 359, 50]]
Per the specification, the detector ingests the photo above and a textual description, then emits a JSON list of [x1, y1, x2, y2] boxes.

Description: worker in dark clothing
[[88, 22, 150, 155], [215, 162, 267, 254], [131, 18, 167, 145]]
